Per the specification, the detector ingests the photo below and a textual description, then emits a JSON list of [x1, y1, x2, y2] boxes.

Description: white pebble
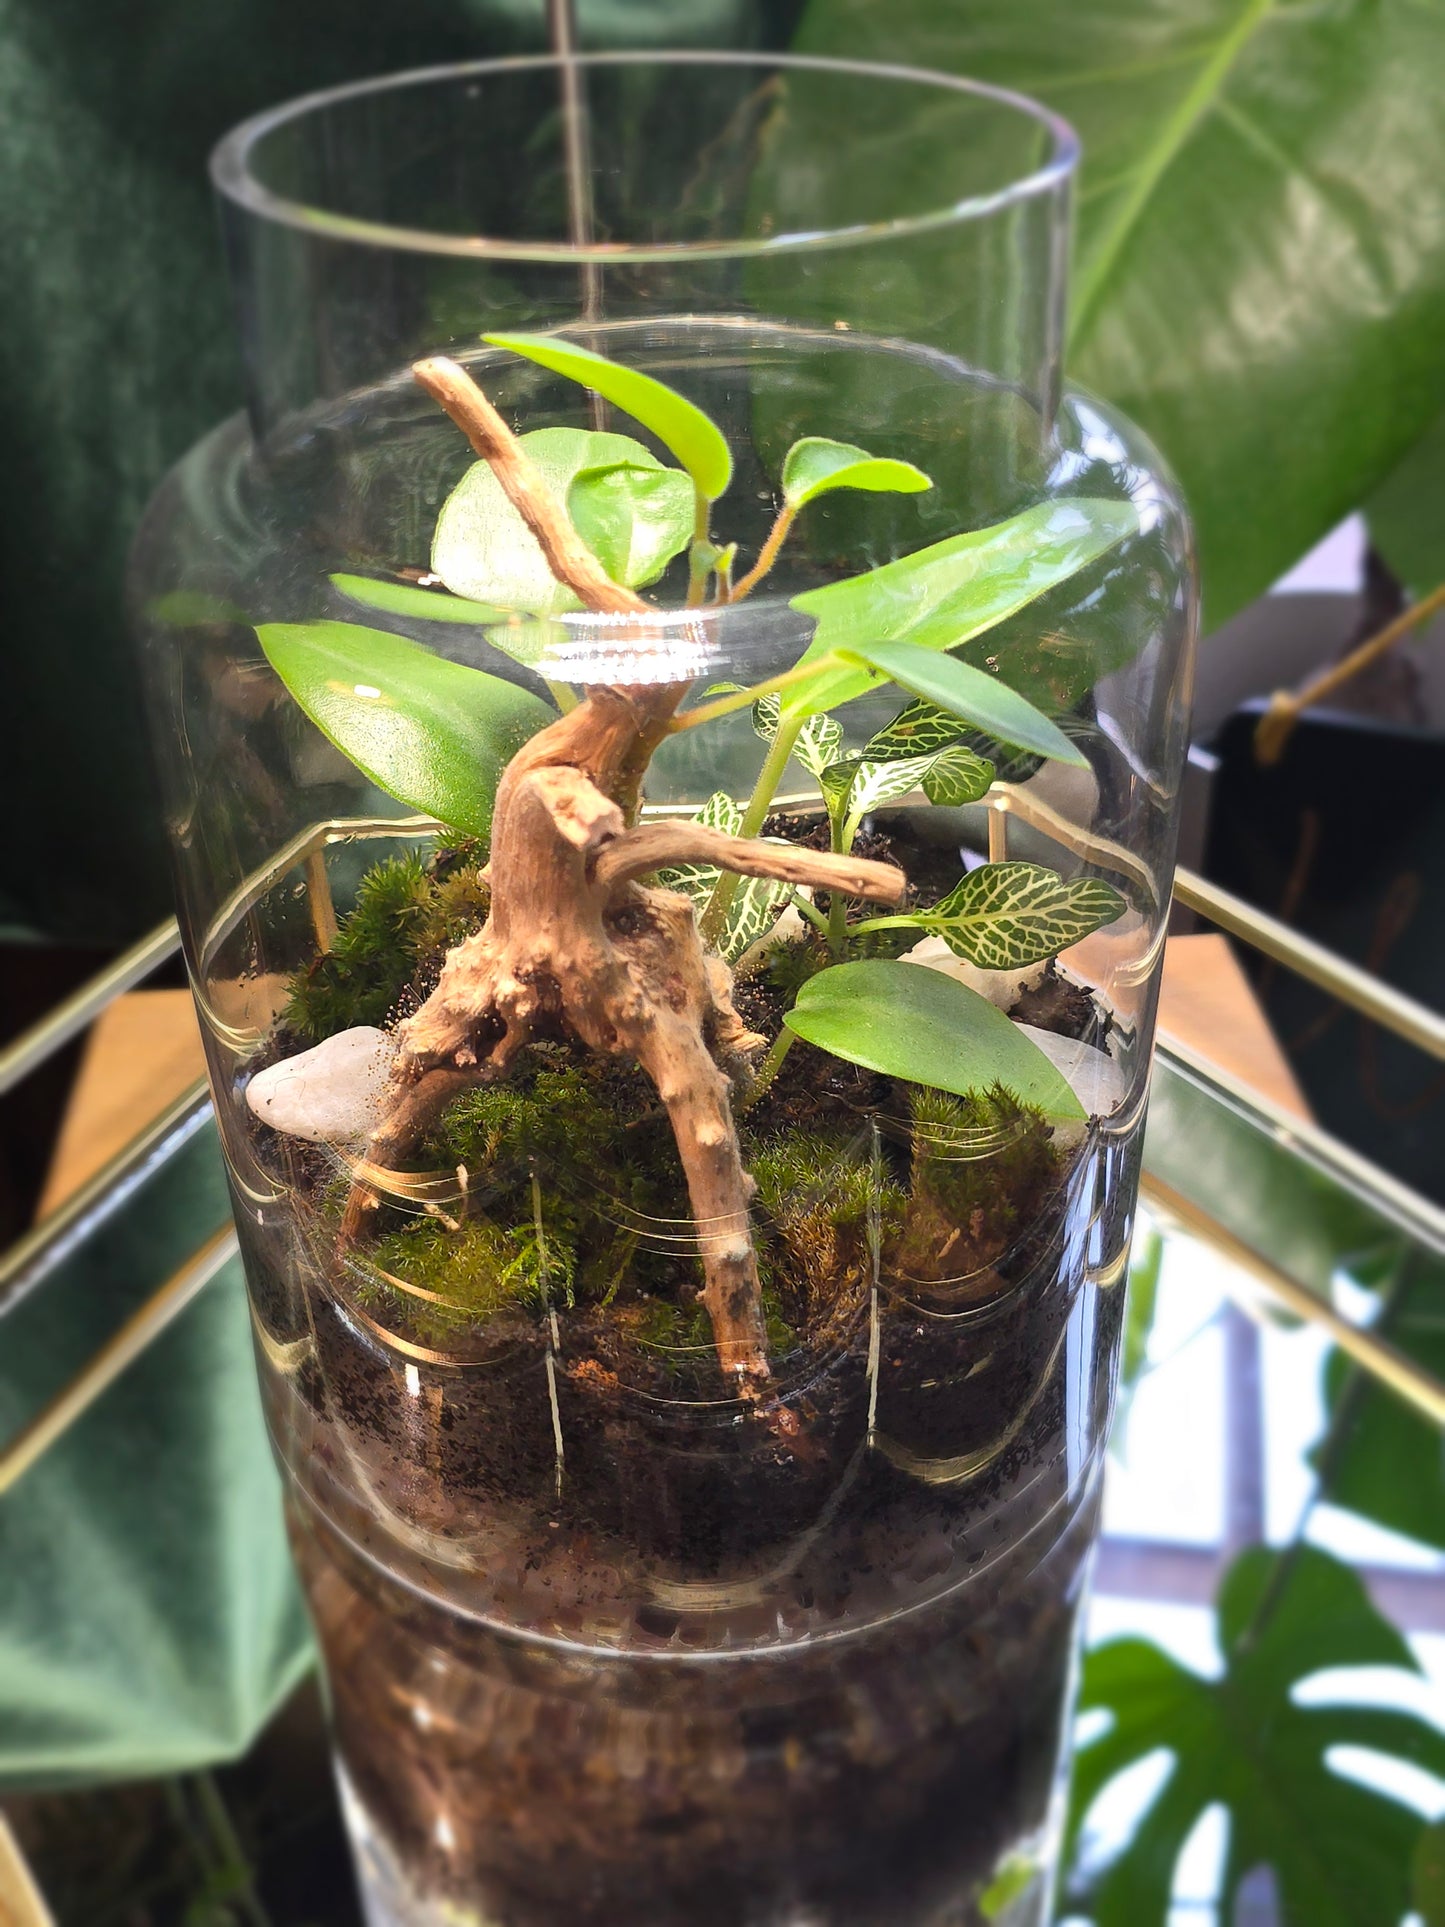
[[1014, 1023, 1127, 1121], [901, 934, 1048, 1009], [246, 1026, 394, 1143]]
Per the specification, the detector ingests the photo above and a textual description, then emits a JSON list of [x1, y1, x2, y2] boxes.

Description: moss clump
[[284, 842, 491, 1043], [748, 1124, 905, 1335], [895, 1084, 1063, 1289], [363, 1211, 576, 1350]]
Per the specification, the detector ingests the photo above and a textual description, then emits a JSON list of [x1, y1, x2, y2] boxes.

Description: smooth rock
[[901, 935, 1049, 1010], [246, 1025, 394, 1143], [1015, 1022, 1128, 1122]]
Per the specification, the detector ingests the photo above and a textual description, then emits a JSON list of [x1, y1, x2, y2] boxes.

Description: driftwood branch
[[344, 354, 875, 1399], [412, 356, 645, 618], [593, 822, 906, 904]]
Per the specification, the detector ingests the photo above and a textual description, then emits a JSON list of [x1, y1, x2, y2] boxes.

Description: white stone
[[1014, 1022, 1128, 1121], [900, 934, 1048, 1010], [246, 1025, 394, 1143]]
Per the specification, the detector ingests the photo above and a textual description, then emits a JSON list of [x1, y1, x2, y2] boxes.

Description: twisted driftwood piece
[[343, 358, 904, 1391]]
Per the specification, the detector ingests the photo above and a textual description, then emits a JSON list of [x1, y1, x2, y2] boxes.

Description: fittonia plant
[[257, 336, 1137, 1395]]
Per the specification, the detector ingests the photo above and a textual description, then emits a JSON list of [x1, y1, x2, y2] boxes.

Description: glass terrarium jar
[[129, 53, 1196, 1927]]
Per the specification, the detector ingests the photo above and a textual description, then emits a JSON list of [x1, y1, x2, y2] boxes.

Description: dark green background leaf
[[257, 622, 551, 838], [1367, 407, 1445, 599], [797, 0, 1445, 629]]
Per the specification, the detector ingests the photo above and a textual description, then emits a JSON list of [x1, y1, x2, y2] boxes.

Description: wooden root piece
[[343, 357, 905, 1392]]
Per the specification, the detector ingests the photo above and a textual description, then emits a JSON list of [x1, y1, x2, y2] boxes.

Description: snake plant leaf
[[752, 691, 844, 783], [784, 497, 1137, 719], [780, 436, 932, 510], [840, 639, 1087, 768], [256, 621, 552, 839], [484, 332, 733, 502], [920, 744, 995, 808], [1066, 1546, 1445, 1927], [784, 958, 1083, 1119], [920, 862, 1125, 969], [432, 428, 675, 615], [653, 791, 789, 964], [796, 0, 1445, 628], [328, 575, 508, 625], [566, 461, 695, 589]]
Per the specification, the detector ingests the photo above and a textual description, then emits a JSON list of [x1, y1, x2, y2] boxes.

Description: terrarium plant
[[250, 335, 1133, 1406]]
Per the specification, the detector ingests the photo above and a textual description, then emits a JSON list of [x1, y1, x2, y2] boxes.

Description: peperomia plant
[[257, 336, 1137, 1396]]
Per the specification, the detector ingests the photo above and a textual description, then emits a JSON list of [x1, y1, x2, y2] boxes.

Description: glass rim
[[210, 49, 1079, 264]]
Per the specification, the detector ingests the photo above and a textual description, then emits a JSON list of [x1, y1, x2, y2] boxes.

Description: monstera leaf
[[795, 0, 1445, 628], [1067, 1546, 1445, 1927]]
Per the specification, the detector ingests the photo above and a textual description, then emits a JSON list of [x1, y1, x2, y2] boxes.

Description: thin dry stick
[[1254, 581, 1445, 764]]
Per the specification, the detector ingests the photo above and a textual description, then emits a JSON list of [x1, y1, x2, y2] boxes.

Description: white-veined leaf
[[921, 743, 995, 807], [922, 862, 1126, 969], [651, 792, 790, 963]]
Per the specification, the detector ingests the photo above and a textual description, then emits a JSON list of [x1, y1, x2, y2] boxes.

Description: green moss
[[747, 1122, 905, 1330], [365, 1210, 576, 1348], [282, 841, 493, 1044], [285, 853, 430, 1040], [899, 1082, 1062, 1282]]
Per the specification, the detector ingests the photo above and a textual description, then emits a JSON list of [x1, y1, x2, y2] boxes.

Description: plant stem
[[827, 890, 849, 959], [729, 502, 797, 602], [665, 655, 838, 735], [737, 1024, 796, 1109], [849, 914, 926, 936], [789, 887, 830, 934], [698, 715, 804, 945], [686, 490, 712, 608]]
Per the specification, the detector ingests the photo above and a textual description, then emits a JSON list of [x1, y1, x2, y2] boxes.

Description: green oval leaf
[[783, 958, 1084, 1119], [781, 436, 932, 510], [328, 575, 508, 625], [566, 462, 694, 588], [432, 427, 669, 615], [484, 332, 733, 502], [256, 621, 552, 838], [922, 862, 1125, 969], [784, 497, 1138, 718], [840, 639, 1088, 767]]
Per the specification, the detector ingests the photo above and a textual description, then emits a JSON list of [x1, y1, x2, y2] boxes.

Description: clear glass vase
[[129, 53, 1196, 1927]]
